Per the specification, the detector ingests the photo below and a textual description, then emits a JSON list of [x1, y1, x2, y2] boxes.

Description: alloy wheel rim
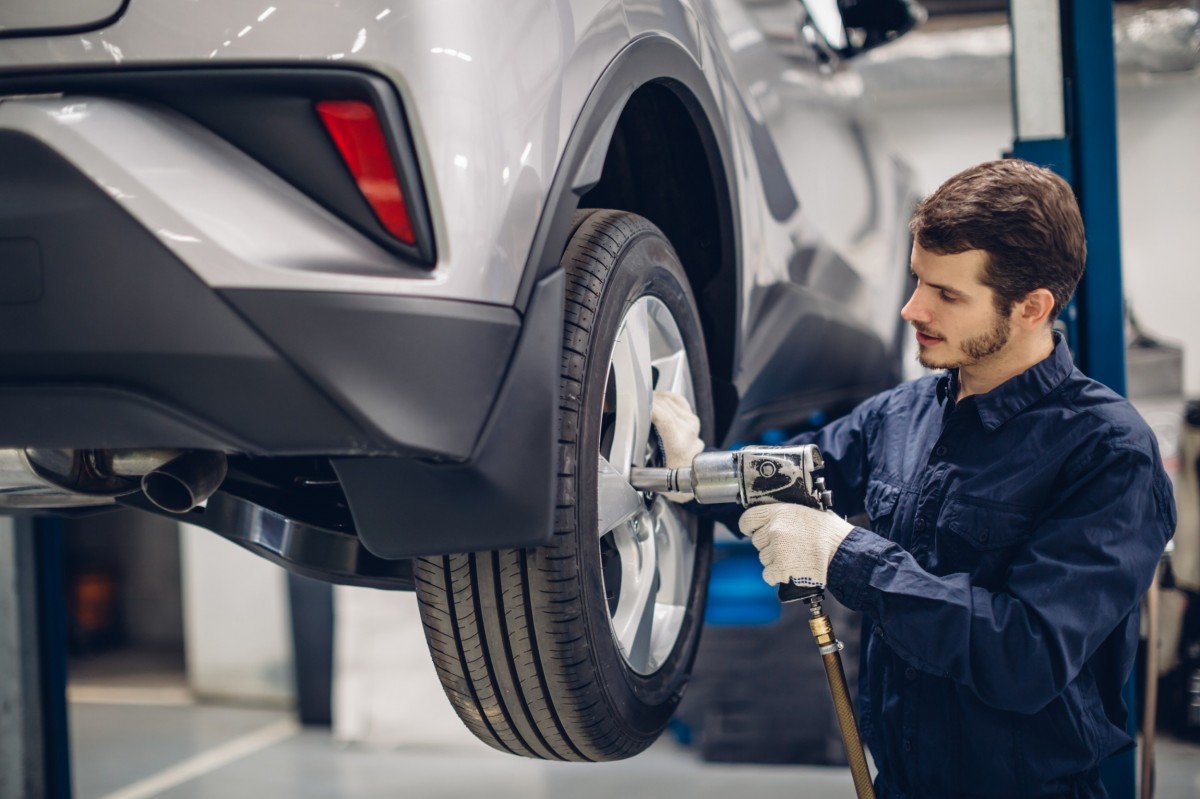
[[596, 295, 698, 676]]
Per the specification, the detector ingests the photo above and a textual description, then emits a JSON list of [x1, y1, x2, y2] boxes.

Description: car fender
[[514, 32, 742, 314]]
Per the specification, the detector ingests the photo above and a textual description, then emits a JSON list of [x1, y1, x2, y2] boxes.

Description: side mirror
[[799, 0, 926, 60]]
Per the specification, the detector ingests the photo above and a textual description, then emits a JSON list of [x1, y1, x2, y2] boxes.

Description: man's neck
[[957, 331, 1055, 401]]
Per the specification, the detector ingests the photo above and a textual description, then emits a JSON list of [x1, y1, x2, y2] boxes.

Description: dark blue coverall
[[788, 333, 1175, 797]]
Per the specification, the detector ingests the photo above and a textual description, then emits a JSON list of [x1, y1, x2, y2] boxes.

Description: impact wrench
[[632, 445, 875, 799]]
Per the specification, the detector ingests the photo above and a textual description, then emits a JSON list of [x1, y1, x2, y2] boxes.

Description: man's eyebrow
[[928, 281, 966, 297]]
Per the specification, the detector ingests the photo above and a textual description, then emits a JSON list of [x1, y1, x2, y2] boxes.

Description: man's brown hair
[[909, 159, 1087, 321]]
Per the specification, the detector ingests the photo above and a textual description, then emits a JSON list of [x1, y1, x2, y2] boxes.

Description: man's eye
[[939, 291, 956, 303]]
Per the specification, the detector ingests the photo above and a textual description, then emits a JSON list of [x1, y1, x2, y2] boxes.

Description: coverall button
[[903, 739, 913, 753], [935, 445, 948, 457], [914, 517, 926, 531], [980, 532, 990, 543], [905, 667, 917, 681]]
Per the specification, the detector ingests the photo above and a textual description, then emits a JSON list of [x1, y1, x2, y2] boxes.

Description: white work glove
[[650, 389, 704, 502], [739, 504, 855, 589]]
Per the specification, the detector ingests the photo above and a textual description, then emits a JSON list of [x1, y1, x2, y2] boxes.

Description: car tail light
[[316, 99, 416, 245]]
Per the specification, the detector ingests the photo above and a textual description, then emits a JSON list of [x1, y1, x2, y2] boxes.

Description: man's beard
[[915, 313, 1011, 370]]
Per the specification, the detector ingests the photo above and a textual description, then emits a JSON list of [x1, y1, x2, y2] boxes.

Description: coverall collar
[[936, 331, 1074, 432]]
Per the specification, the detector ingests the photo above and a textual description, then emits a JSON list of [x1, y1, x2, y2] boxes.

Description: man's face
[[900, 243, 1013, 370]]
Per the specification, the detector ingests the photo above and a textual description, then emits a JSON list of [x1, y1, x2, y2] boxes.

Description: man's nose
[[900, 291, 927, 324]]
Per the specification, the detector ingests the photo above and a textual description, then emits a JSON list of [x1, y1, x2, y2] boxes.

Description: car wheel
[[415, 209, 714, 761]]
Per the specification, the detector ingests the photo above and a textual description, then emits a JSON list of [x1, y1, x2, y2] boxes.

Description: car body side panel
[[695, 0, 914, 435]]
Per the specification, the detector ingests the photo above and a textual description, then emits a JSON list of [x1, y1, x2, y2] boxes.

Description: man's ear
[[1016, 288, 1056, 328]]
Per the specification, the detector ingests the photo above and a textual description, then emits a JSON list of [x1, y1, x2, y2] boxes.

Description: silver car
[[0, 0, 919, 760]]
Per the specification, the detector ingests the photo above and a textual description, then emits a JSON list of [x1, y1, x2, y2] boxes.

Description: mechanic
[[653, 159, 1176, 798]]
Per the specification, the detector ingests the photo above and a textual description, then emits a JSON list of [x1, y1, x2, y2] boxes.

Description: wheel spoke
[[608, 301, 654, 476], [647, 300, 692, 398], [651, 497, 694, 606], [597, 455, 643, 536], [651, 349, 692, 397], [610, 516, 657, 666], [650, 604, 686, 668], [626, 566, 659, 670]]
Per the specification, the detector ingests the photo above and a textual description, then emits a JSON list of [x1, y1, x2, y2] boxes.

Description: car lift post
[[1009, 1, 1134, 796], [0, 516, 74, 799]]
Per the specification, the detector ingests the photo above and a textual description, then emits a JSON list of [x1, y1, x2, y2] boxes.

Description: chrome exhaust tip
[[140, 451, 228, 513]]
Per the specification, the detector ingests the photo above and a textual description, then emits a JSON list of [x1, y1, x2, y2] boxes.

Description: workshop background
[[4, 1, 1200, 798]]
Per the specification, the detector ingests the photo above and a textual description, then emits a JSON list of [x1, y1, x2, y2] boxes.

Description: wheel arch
[[517, 34, 741, 443]]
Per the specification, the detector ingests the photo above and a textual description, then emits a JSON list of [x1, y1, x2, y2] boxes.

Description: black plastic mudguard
[[331, 269, 564, 558]]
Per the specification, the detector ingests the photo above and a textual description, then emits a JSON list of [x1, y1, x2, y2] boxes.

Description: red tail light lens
[[316, 99, 416, 245]]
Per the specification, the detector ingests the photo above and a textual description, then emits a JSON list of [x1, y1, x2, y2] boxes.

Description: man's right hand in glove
[[650, 389, 703, 502], [739, 503, 854, 589]]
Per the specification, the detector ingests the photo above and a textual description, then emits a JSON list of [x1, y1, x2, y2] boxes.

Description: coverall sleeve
[[826, 443, 1176, 714], [784, 390, 890, 519]]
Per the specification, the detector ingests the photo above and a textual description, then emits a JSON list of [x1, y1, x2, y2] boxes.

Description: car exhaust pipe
[[0, 448, 118, 508], [0, 448, 227, 511], [140, 450, 228, 513]]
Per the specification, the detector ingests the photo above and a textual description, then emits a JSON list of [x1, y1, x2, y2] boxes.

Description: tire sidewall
[[573, 220, 714, 728]]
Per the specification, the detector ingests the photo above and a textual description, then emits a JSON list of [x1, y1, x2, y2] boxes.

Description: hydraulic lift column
[[0, 517, 73, 799], [1009, 1, 1133, 796]]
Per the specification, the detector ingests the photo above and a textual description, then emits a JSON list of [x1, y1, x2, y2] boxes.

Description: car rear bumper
[[0, 136, 516, 459], [0, 115, 520, 460], [0, 81, 564, 559]]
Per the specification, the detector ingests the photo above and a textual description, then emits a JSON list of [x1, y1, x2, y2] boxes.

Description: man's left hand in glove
[[650, 389, 704, 503], [739, 504, 855, 589]]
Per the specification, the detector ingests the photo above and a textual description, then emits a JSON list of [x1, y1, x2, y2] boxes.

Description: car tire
[[415, 209, 714, 761]]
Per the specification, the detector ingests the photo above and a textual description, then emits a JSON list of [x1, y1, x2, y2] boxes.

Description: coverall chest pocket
[[935, 498, 1034, 585], [864, 479, 901, 540]]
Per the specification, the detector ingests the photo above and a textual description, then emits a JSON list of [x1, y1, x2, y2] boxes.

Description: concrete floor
[[69, 701, 1200, 799]]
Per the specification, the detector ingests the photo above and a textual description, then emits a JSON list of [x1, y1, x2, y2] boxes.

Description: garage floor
[[70, 701, 1200, 799]]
